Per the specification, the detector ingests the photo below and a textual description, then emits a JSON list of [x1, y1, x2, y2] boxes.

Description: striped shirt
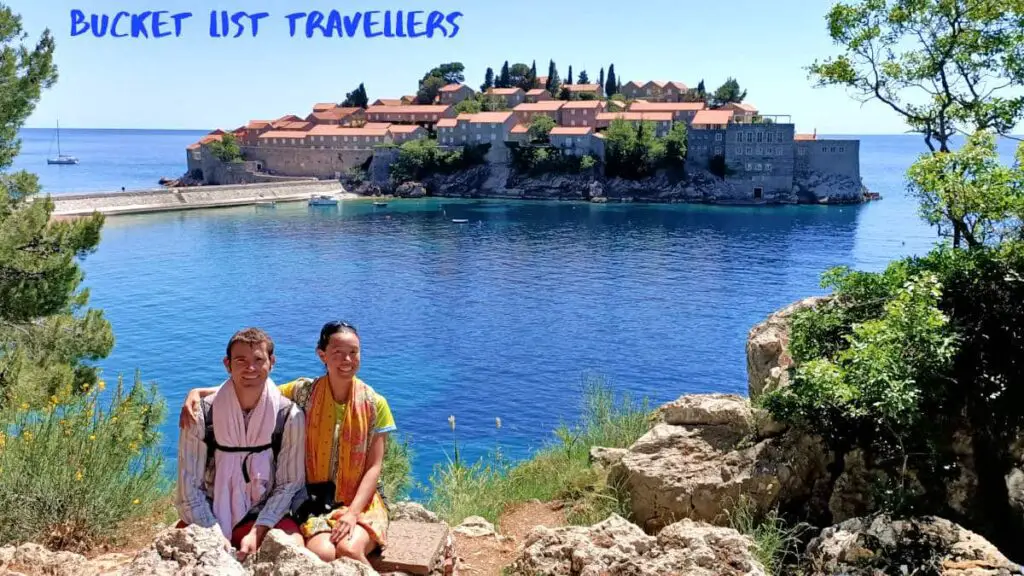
[[174, 396, 306, 531]]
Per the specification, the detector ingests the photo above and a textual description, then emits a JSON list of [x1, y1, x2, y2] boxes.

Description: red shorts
[[175, 517, 301, 548]]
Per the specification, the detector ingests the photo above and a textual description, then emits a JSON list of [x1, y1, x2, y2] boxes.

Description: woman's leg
[[306, 532, 336, 563], [334, 524, 376, 565]]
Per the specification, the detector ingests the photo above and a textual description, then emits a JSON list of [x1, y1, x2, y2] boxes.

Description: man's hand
[[178, 389, 204, 429], [329, 511, 359, 545], [237, 525, 268, 560]]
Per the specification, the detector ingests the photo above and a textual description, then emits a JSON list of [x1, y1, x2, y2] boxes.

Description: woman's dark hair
[[318, 321, 358, 350]]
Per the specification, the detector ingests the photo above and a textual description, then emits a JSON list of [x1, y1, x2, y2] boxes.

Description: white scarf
[[209, 377, 280, 540]]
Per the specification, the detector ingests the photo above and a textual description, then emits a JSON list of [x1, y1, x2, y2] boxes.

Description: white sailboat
[[47, 120, 79, 165]]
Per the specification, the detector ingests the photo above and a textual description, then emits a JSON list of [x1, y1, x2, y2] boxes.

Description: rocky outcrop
[[252, 530, 374, 576], [589, 446, 628, 470], [396, 181, 427, 198], [452, 516, 496, 538], [746, 295, 830, 400], [793, 171, 866, 204], [609, 393, 833, 532], [802, 515, 1024, 575], [121, 525, 247, 576], [0, 543, 131, 576], [389, 501, 440, 524], [409, 166, 867, 205], [510, 513, 766, 576]]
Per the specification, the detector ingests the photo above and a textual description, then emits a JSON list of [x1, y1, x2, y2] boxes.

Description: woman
[[180, 321, 395, 564]]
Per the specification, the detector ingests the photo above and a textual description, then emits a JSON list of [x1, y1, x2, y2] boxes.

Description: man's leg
[[231, 518, 304, 550]]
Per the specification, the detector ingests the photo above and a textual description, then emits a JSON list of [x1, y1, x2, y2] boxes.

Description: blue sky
[[9, 0, 983, 133]]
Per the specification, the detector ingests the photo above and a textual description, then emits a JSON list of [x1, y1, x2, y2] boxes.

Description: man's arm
[[174, 404, 219, 529], [254, 405, 306, 529]]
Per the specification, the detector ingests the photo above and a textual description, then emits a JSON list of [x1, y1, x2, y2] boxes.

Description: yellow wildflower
[[75, 470, 83, 482], [0, 433, 6, 448], [129, 441, 139, 452], [111, 416, 118, 423], [88, 434, 96, 441], [132, 498, 140, 505], [20, 402, 29, 410], [97, 380, 106, 392], [50, 395, 60, 406]]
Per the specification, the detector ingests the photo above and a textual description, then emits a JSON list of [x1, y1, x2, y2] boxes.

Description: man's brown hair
[[225, 327, 275, 358]]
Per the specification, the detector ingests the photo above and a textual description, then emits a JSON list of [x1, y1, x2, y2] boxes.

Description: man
[[174, 327, 306, 558]]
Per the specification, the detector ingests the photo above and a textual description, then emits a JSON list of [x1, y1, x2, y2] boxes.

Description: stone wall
[[49, 180, 345, 216], [240, 145, 374, 179], [796, 139, 860, 180]]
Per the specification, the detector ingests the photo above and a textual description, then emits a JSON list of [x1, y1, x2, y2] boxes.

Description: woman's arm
[[177, 387, 218, 429], [347, 434, 386, 515]]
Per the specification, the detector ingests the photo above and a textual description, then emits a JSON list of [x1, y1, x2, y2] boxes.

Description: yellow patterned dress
[[278, 375, 395, 548]]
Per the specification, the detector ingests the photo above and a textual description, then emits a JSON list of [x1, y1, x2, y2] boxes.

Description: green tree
[[509, 62, 532, 91], [809, 0, 1024, 248], [697, 79, 706, 97], [577, 70, 590, 84], [480, 67, 494, 93], [711, 77, 747, 107], [547, 60, 561, 97], [528, 115, 556, 143], [479, 94, 508, 112], [598, 68, 605, 96], [529, 60, 538, 88], [558, 86, 571, 101], [0, 4, 166, 548], [209, 133, 243, 162], [663, 121, 688, 165], [907, 130, 1024, 247], [498, 61, 510, 89], [423, 62, 465, 84], [454, 98, 482, 115], [416, 75, 447, 104], [605, 64, 617, 99], [341, 82, 368, 108], [567, 65, 573, 85]]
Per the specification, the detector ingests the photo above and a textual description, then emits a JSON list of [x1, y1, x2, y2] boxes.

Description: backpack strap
[[203, 400, 293, 482]]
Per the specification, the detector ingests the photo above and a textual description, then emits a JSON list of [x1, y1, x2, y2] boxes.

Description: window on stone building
[[756, 147, 763, 155], [766, 163, 772, 172], [839, 146, 845, 153], [755, 163, 763, 171], [736, 148, 743, 155], [715, 133, 722, 141], [745, 146, 752, 154], [756, 132, 763, 143], [746, 162, 753, 171]]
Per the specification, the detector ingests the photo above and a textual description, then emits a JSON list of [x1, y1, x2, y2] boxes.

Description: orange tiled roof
[[794, 133, 817, 141], [307, 125, 390, 137], [208, 129, 226, 135], [363, 122, 392, 129], [373, 99, 403, 106], [309, 107, 362, 121], [563, 84, 601, 92], [526, 88, 548, 95], [259, 130, 310, 139], [625, 80, 644, 89], [488, 88, 524, 95], [550, 126, 593, 135], [366, 105, 452, 114], [186, 142, 201, 150], [273, 121, 312, 131], [274, 115, 302, 124], [312, 102, 337, 111], [436, 118, 458, 128], [246, 120, 273, 129], [692, 110, 734, 126], [510, 124, 529, 134], [198, 134, 223, 144], [440, 83, 469, 93], [388, 125, 424, 133], [596, 112, 673, 122], [726, 102, 758, 112], [562, 100, 603, 109], [468, 111, 514, 123], [629, 101, 706, 112], [513, 101, 565, 112]]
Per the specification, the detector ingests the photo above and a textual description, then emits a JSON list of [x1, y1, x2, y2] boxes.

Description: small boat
[[308, 195, 339, 206], [452, 218, 469, 224], [373, 202, 388, 207], [47, 119, 78, 165]]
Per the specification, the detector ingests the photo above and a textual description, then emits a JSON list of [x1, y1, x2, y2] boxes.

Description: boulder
[[0, 543, 92, 576], [510, 513, 766, 576], [252, 529, 373, 576], [746, 296, 830, 400], [611, 418, 832, 531], [121, 525, 246, 576], [657, 393, 753, 429], [452, 516, 495, 538], [389, 502, 440, 524], [396, 182, 427, 198], [801, 515, 1024, 575]]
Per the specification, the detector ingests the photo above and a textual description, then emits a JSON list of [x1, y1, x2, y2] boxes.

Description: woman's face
[[318, 330, 361, 380]]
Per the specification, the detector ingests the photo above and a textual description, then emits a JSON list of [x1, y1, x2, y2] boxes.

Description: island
[[181, 62, 874, 205]]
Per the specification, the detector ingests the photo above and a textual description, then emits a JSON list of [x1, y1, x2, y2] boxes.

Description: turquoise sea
[[11, 128, 1024, 487]]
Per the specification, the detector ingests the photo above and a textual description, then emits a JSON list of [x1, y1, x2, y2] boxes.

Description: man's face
[[223, 341, 274, 390]]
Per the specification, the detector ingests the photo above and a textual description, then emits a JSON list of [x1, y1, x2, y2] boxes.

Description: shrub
[[426, 374, 651, 526], [381, 433, 413, 502], [208, 133, 243, 163], [389, 139, 489, 183], [0, 374, 168, 550]]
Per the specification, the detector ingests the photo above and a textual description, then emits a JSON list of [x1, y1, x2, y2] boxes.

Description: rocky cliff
[[384, 165, 870, 205]]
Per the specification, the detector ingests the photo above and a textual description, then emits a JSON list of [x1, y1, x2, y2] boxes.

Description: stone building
[[628, 101, 705, 124], [560, 100, 606, 128], [561, 83, 603, 99], [549, 127, 595, 156], [439, 83, 475, 105], [365, 104, 455, 125], [621, 81, 688, 102], [513, 101, 565, 126], [486, 87, 526, 108], [525, 89, 552, 103]]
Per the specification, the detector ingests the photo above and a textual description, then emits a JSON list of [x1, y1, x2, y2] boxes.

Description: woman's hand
[[329, 510, 359, 544], [178, 388, 208, 429]]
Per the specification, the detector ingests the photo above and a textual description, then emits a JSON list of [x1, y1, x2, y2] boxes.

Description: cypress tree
[[605, 64, 617, 97], [598, 68, 605, 96], [567, 65, 573, 85], [481, 67, 495, 92], [529, 60, 537, 88], [499, 61, 510, 89]]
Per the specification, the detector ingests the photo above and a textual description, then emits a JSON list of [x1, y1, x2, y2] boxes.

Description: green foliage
[[663, 121, 688, 165], [605, 64, 617, 100], [416, 75, 446, 105], [498, 61, 510, 88], [381, 433, 413, 502], [545, 60, 561, 96], [577, 92, 598, 101], [390, 139, 489, 183], [603, 119, 666, 180], [0, 374, 168, 549], [558, 86, 571, 101], [728, 498, 810, 576], [422, 62, 464, 85], [426, 375, 652, 526], [711, 77, 747, 107], [580, 155, 596, 171], [906, 130, 1024, 248], [454, 98, 482, 115], [577, 69, 589, 84], [528, 115, 556, 143], [480, 67, 494, 93], [341, 83, 369, 108], [509, 62, 532, 91], [208, 133, 242, 163]]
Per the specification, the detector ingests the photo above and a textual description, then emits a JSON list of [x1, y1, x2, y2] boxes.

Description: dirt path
[[453, 501, 567, 576]]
